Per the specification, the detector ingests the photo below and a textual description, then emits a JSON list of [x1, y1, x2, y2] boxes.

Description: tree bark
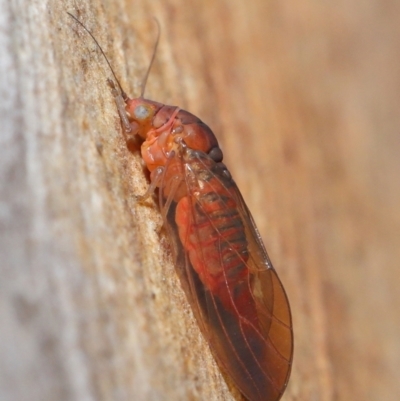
[[1, 0, 399, 401]]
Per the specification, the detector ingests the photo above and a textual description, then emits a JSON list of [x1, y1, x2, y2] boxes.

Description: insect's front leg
[[107, 79, 132, 133], [108, 79, 144, 154]]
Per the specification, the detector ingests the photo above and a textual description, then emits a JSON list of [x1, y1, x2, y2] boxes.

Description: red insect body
[[121, 96, 294, 401], [69, 14, 293, 401]]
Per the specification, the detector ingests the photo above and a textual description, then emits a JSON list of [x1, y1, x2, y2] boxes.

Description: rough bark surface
[[1, 1, 399, 401]]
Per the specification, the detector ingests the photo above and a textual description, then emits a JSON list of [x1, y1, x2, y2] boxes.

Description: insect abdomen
[[192, 190, 247, 284], [174, 174, 261, 319]]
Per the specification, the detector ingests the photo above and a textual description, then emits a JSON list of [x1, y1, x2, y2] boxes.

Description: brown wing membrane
[[158, 148, 293, 401]]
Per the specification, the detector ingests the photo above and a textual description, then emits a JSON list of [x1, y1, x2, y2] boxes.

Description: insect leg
[[108, 79, 132, 133], [159, 174, 182, 221]]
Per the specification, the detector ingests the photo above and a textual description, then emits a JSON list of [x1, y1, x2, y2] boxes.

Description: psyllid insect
[[68, 12, 293, 401]]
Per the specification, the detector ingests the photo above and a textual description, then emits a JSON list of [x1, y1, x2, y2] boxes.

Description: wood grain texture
[[1, 1, 399, 401]]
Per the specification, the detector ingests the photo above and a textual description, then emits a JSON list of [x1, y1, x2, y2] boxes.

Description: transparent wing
[[158, 149, 293, 401]]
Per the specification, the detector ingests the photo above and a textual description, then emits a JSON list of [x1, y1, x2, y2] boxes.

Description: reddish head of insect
[[125, 97, 164, 139]]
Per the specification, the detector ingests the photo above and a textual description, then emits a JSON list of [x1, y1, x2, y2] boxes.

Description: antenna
[[67, 12, 128, 100], [140, 17, 160, 98]]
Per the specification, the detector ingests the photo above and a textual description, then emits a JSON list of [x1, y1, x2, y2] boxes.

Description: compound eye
[[134, 104, 152, 120], [208, 147, 223, 162]]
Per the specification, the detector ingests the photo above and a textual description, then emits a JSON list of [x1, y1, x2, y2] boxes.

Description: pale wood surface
[[1, 1, 399, 401]]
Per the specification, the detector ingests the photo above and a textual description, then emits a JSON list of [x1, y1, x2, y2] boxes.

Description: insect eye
[[134, 104, 152, 120]]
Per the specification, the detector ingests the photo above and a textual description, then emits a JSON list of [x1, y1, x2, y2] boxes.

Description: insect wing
[[231, 182, 294, 396], [158, 149, 293, 401]]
